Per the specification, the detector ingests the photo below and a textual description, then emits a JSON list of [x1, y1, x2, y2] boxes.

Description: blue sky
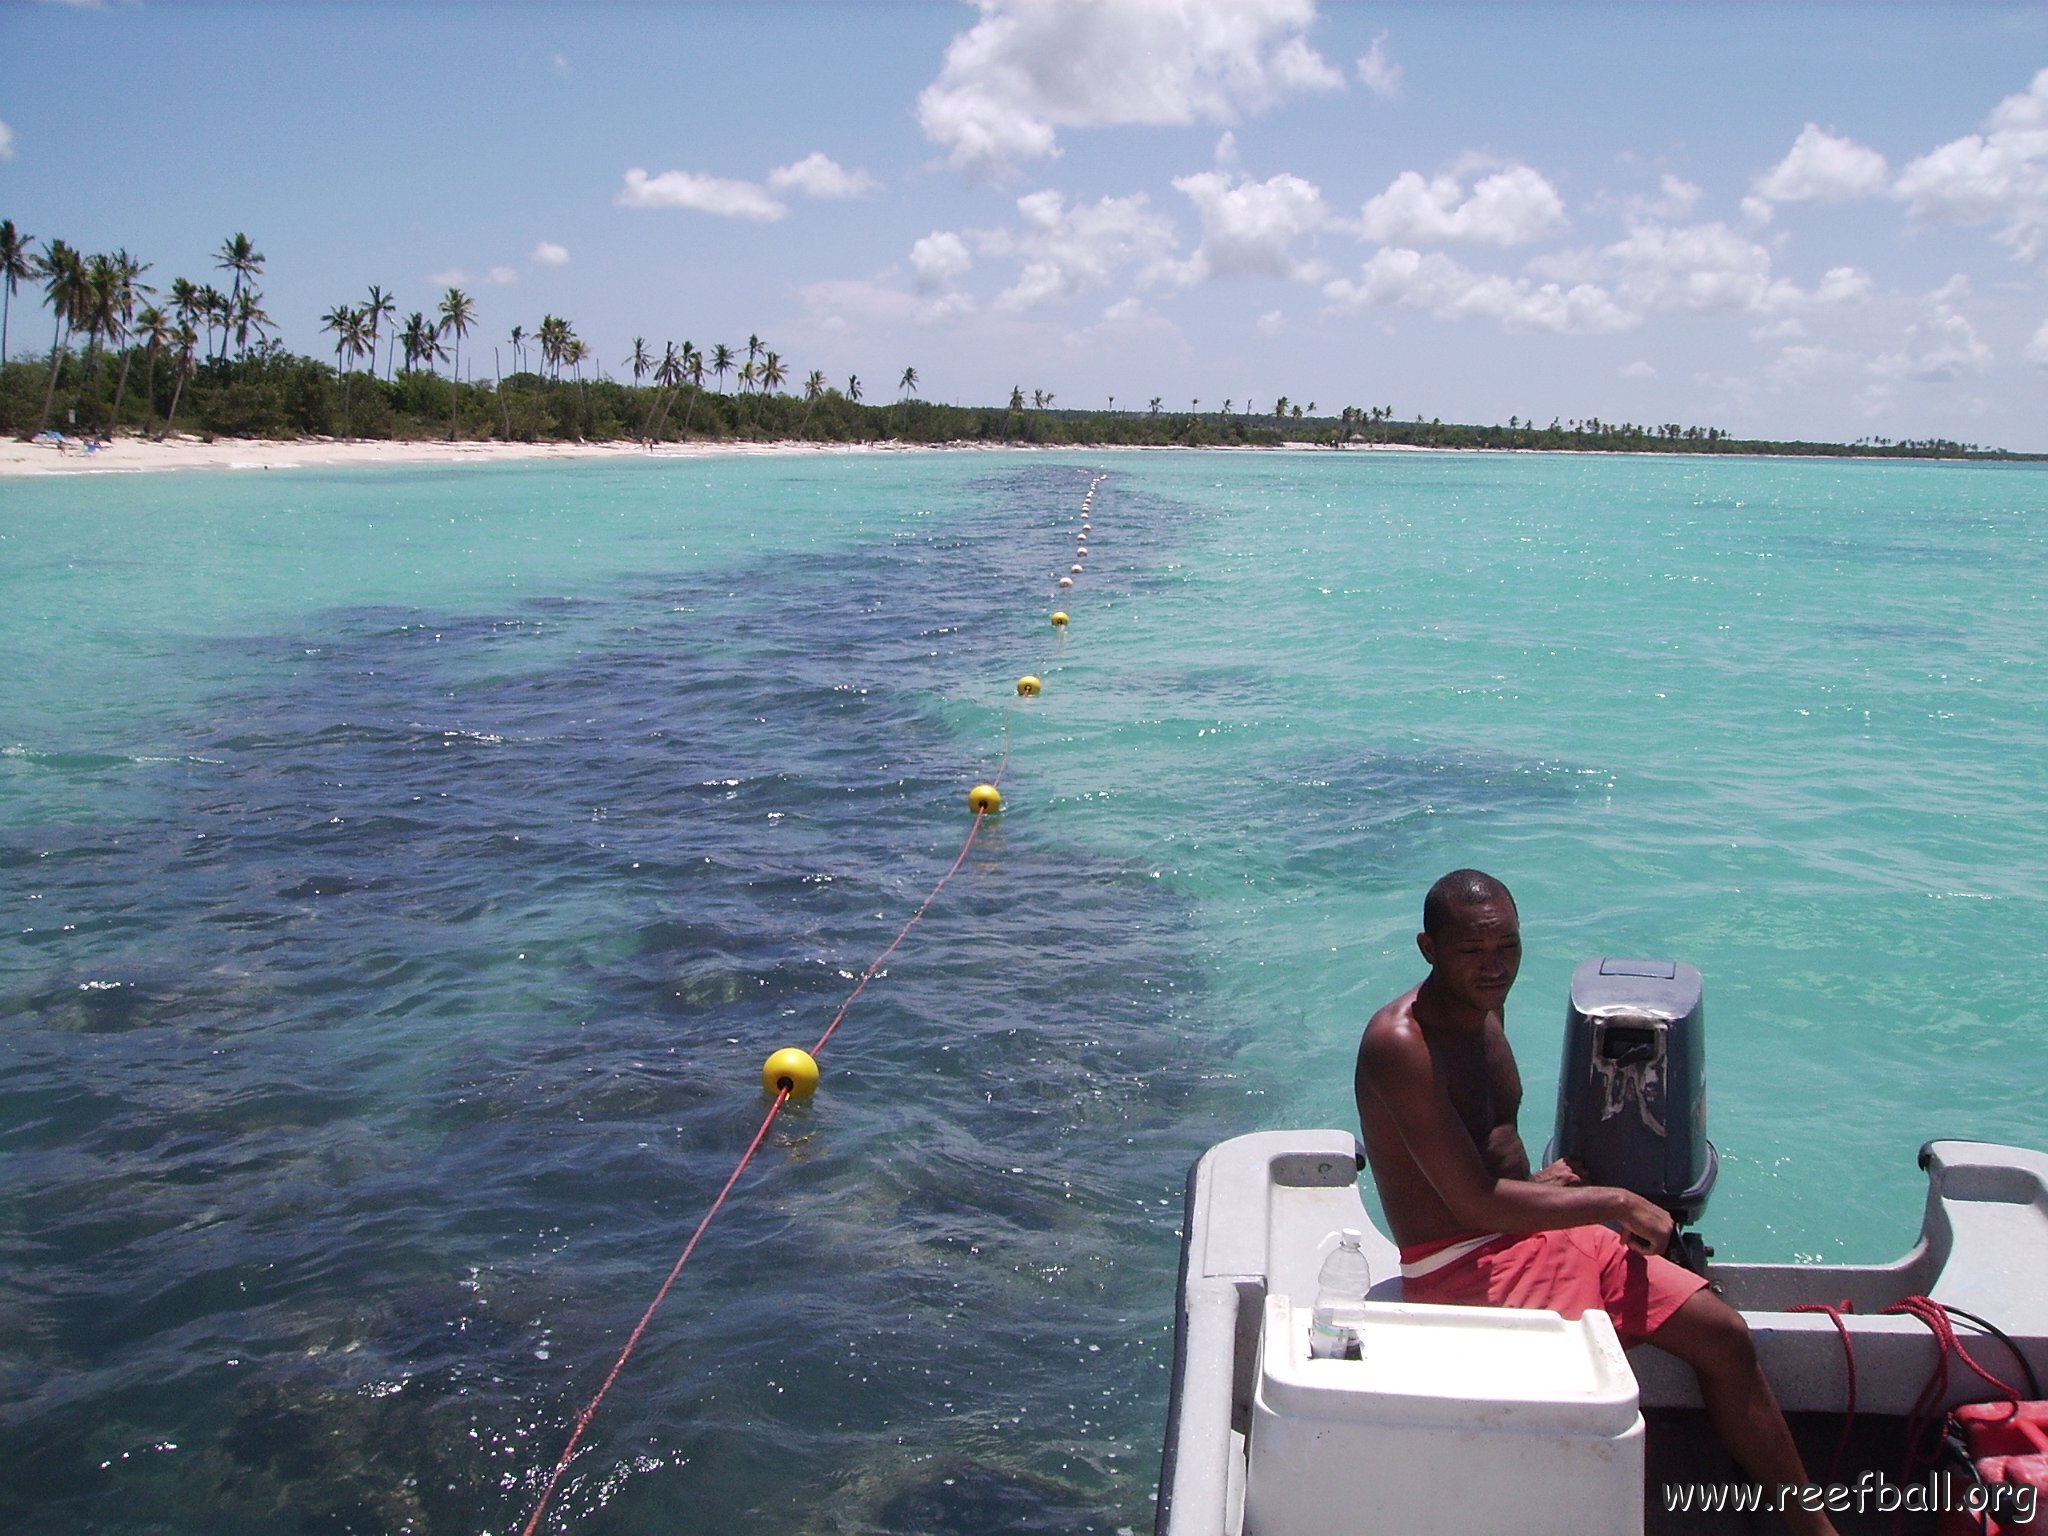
[[4, 0, 2047, 449]]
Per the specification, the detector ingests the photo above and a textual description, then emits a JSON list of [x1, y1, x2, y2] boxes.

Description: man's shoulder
[[1359, 988, 1427, 1065]]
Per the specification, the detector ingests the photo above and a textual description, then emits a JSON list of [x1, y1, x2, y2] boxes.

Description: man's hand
[[1530, 1159, 1583, 1187], [1615, 1193, 1675, 1257]]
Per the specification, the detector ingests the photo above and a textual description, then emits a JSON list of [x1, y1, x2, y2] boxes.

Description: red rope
[[520, 781, 1003, 1532], [1791, 1301, 1860, 1483], [517, 490, 1076, 1530]]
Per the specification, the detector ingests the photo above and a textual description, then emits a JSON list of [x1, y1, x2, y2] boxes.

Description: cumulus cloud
[[1324, 248, 1631, 334], [1621, 360, 1656, 379], [1257, 308, 1287, 335], [485, 266, 518, 286], [1360, 164, 1567, 247], [917, 0, 1342, 174], [1638, 174, 1703, 221], [2027, 318, 2048, 367], [1536, 220, 1810, 316], [1870, 279, 1995, 382], [1752, 123, 1890, 204], [768, 152, 879, 199], [531, 241, 570, 267], [979, 189, 1180, 309], [1168, 169, 1329, 281], [1356, 32, 1403, 100], [910, 230, 974, 291], [617, 167, 785, 221], [1894, 67, 2048, 263]]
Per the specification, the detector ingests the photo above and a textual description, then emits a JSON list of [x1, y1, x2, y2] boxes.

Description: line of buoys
[[520, 468, 1113, 1536]]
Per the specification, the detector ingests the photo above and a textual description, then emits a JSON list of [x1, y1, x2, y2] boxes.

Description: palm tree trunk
[[108, 347, 136, 437], [161, 371, 187, 439], [35, 316, 70, 436], [495, 348, 510, 440]]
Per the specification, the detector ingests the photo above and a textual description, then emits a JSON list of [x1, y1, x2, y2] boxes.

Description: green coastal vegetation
[[2, 222, 2036, 461]]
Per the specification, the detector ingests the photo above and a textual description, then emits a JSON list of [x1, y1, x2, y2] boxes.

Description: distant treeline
[[6, 347, 2039, 461]]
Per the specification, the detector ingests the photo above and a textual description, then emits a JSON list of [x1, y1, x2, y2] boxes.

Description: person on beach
[[1355, 869, 1839, 1536]]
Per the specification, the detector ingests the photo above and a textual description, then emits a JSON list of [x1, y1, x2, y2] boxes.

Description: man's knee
[[1652, 1289, 1757, 1374]]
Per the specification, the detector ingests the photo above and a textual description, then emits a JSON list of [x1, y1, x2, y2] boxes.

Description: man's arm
[[1360, 1019, 1672, 1251]]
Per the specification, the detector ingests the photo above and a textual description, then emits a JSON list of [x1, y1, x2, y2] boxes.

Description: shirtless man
[[1355, 869, 1838, 1536]]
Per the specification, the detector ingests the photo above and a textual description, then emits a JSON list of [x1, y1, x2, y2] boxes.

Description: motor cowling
[[1548, 957, 1717, 1228]]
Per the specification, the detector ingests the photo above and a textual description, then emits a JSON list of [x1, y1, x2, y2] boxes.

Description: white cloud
[[617, 167, 786, 221], [0, 119, 14, 161], [1620, 360, 1656, 379], [917, 0, 1342, 174], [977, 189, 1181, 310], [427, 267, 471, 287], [1324, 248, 1632, 334], [531, 241, 570, 267], [1168, 169, 1328, 282], [1356, 32, 1403, 101], [1740, 194, 1774, 227], [485, 266, 518, 286], [910, 230, 974, 291], [767, 152, 879, 199], [1539, 220, 1800, 316], [2027, 318, 2048, 367], [1360, 164, 1567, 247], [1894, 67, 2048, 263], [1752, 124, 1890, 204], [1257, 308, 1287, 336], [1869, 281, 1995, 383], [1813, 265, 1874, 304], [799, 276, 975, 329], [1638, 174, 1703, 221]]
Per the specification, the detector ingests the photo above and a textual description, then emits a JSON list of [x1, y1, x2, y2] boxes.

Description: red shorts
[[1399, 1226, 1708, 1348]]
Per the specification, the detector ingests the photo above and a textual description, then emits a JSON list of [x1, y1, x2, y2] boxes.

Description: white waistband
[[1399, 1231, 1506, 1279]]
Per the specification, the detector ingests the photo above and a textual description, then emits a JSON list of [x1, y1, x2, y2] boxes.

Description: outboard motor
[[1549, 958, 1718, 1271]]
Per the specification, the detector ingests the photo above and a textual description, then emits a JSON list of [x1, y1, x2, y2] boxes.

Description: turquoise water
[[3, 449, 2044, 1533]]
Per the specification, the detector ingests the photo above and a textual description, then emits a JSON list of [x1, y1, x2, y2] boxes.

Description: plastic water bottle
[[1309, 1229, 1371, 1360]]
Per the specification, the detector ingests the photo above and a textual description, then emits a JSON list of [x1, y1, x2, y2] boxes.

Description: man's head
[[1418, 869, 1521, 1013]]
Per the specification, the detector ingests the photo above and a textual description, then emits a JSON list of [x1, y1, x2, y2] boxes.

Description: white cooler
[[1242, 1295, 1644, 1536]]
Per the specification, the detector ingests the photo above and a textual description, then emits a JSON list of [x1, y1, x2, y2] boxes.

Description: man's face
[[1418, 897, 1522, 1013]]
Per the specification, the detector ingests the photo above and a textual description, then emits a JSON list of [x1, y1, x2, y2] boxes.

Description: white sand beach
[[0, 433, 945, 479]]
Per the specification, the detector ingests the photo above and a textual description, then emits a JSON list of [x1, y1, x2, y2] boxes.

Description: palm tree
[[647, 340, 683, 438], [759, 351, 786, 395], [159, 322, 198, 439], [215, 232, 263, 310], [1148, 396, 1161, 416], [678, 342, 706, 435], [0, 219, 32, 366], [437, 287, 475, 380], [508, 323, 526, 376], [134, 303, 172, 431], [898, 365, 919, 397], [33, 238, 86, 435], [799, 368, 827, 435], [230, 288, 272, 360], [1009, 385, 1025, 412], [846, 373, 862, 403], [627, 336, 652, 386], [102, 250, 153, 435], [536, 314, 571, 379], [322, 303, 368, 436], [745, 332, 763, 371], [710, 342, 734, 393], [364, 285, 397, 379]]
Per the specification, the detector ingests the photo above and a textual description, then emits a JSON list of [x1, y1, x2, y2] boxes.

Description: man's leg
[[1649, 1290, 1840, 1536]]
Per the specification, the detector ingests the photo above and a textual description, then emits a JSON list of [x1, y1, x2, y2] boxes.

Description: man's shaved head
[[1423, 869, 1516, 937]]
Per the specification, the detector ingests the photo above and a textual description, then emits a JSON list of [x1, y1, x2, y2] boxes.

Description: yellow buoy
[[968, 783, 1003, 814], [1016, 675, 1042, 697], [1058, 576, 1073, 588], [762, 1046, 820, 1099], [1050, 611, 1069, 628]]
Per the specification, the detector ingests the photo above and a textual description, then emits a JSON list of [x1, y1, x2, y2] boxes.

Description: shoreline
[[3, 432, 2025, 482]]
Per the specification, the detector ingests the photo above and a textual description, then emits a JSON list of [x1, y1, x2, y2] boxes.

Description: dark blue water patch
[[0, 464, 1241, 1535]]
